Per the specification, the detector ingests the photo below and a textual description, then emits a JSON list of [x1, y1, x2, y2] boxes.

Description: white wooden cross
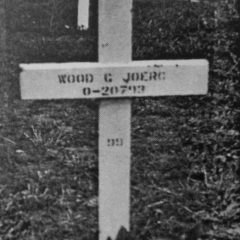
[[20, 0, 209, 240]]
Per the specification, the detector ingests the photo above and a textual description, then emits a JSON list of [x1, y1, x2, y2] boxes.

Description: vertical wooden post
[[99, 100, 131, 240], [98, 0, 132, 240], [78, 0, 90, 29]]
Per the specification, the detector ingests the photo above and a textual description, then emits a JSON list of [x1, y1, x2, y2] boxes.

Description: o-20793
[[82, 85, 146, 97]]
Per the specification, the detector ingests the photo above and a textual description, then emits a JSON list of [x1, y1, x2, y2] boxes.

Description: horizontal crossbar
[[20, 60, 208, 100]]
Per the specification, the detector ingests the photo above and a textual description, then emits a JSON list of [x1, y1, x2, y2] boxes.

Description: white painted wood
[[98, 0, 132, 63], [78, 0, 90, 29], [98, 0, 132, 240], [99, 100, 131, 240], [19, 1, 209, 240], [20, 60, 208, 100]]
